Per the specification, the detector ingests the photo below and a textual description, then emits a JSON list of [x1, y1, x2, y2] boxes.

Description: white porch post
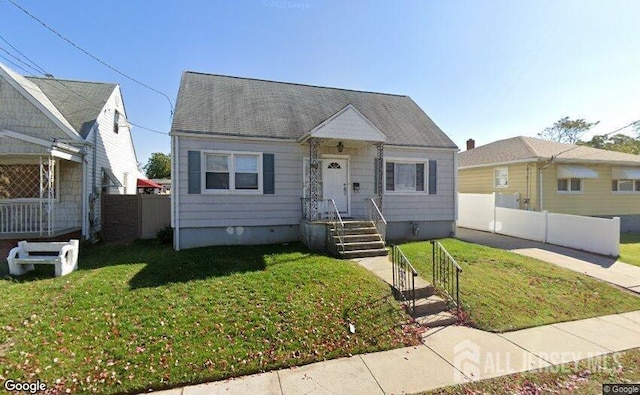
[[309, 137, 320, 221], [375, 142, 384, 210]]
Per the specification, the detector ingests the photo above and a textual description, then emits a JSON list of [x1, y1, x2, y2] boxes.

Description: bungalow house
[[0, 62, 140, 243], [170, 72, 458, 255], [459, 136, 640, 231]]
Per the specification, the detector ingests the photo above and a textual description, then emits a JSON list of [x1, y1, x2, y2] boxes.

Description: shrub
[[156, 226, 173, 244]]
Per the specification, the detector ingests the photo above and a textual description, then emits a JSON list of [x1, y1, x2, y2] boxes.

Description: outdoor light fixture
[[337, 141, 344, 153]]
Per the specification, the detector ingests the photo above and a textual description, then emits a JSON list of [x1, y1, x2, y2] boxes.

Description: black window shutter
[[428, 160, 437, 195], [187, 150, 201, 194], [263, 153, 275, 194], [385, 162, 394, 191], [416, 163, 425, 191]]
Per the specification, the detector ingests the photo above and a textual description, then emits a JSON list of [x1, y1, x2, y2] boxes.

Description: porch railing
[[0, 202, 50, 235], [366, 198, 387, 243], [391, 244, 418, 316], [431, 240, 462, 314], [326, 198, 345, 252]]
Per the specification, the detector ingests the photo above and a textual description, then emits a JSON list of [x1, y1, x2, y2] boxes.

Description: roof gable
[[300, 104, 387, 143], [0, 63, 81, 140], [171, 72, 457, 148]]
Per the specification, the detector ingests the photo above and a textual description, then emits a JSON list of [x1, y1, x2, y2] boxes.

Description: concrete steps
[[329, 220, 387, 259], [352, 255, 458, 329]]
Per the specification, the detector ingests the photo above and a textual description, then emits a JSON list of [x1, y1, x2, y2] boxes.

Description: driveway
[[456, 228, 640, 294]]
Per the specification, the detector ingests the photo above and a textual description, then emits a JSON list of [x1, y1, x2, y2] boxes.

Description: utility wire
[[5, 0, 174, 117], [550, 118, 640, 160], [0, 37, 169, 136], [0, 33, 47, 75]]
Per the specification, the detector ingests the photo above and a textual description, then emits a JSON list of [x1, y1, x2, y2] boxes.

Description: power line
[[0, 34, 47, 75], [0, 45, 42, 75], [550, 118, 640, 159], [5, 0, 174, 117]]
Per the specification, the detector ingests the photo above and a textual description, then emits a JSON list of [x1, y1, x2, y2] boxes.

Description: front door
[[322, 158, 348, 214]]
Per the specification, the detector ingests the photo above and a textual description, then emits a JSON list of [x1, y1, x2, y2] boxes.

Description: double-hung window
[[203, 151, 261, 193], [494, 167, 508, 188], [385, 160, 426, 192]]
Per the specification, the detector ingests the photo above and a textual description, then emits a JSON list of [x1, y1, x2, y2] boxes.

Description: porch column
[[375, 143, 384, 210], [309, 137, 320, 221]]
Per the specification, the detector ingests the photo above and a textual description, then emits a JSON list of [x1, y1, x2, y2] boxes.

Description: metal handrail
[[431, 240, 462, 314], [366, 198, 387, 243], [326, 198, 345, 251], [391, 244, 418, 316]]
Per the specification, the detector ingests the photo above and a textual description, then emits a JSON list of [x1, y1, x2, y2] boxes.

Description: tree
[[143, 153, 171, 179], [538, 117, 599, 144], [580, 133, 640, 155]]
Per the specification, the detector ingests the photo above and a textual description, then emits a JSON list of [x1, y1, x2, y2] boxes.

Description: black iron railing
[[391, 244, 418, 316], [431, 240, 462, 314]]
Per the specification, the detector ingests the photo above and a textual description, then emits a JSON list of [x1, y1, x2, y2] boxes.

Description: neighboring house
[[0, 62, 140, 241], [137, 178, 164, 194], [170, 72, 458, 252], [459, 136, 640, 230]]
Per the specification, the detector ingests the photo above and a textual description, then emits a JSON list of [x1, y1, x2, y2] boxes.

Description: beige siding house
[[171, 73, 458, 253], [459, 136, 640, 230], [0, 62, 140, 241]]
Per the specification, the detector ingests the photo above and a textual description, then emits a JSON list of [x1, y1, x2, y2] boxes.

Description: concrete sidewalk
[[153, 311, 640, 395], [457, 228, 640, 294]]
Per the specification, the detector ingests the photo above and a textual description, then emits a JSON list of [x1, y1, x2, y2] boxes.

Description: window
[[557, 178, 582, 192], [203, 151, 261, 193], [113, 111, 120, 134], [494, 167, 508, 188], [385, 160, 425, 192], [612, 179, 640, 193], [0, 163, 58, 200]]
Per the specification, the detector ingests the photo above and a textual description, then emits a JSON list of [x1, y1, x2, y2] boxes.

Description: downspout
[[81, 156, 88, 238], [538, 168, 544, 211], [91, 123, 98, 240]]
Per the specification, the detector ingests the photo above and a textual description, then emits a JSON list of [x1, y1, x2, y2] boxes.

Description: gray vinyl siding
[[177, 136, 456, 228], [178, 136, 304, 228], [383, 147, 455, 222]]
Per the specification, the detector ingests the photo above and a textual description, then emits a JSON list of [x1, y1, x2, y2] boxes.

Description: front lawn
[[620, 233, 640, 267], [0, 242, 419, 394], [399, 239, 640, 332], [425, 348, 640, 395]]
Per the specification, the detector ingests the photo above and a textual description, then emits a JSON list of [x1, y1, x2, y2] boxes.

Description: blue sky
[[1, 0, 639, 166]]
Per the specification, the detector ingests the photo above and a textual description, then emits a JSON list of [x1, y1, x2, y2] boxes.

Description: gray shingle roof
[[170, 72, 457, 148], [459, 136, 640, 167], [26, 77, 116, 139]]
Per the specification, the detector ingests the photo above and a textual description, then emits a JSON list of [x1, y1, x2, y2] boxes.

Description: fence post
[[543, 210, 548, 243], [491, 192, 497, 233], [431, 240, 435, 284]]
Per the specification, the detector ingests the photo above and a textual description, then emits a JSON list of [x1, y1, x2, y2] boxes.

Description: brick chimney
[[466, 138, 475, 150]]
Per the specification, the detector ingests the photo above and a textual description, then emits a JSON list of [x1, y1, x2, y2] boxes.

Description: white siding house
[[0, 62, 140, 241], [171, 72, 458, 253]]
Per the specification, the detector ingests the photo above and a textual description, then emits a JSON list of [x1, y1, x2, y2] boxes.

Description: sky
[[1, 0, 639, 168]]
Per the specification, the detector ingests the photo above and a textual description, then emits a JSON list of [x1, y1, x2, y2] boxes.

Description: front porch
[[0, 156, 83, 239], [296, 105, 388, 257]]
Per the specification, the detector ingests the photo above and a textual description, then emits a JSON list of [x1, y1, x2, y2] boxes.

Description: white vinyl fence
[[458, 193, 620, 257]]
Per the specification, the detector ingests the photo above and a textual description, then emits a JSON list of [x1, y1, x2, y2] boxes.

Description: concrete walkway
[[457, 228, 640, 294], [154, 311, 640, 395]]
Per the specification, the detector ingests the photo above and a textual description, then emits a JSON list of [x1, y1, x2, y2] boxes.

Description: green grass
[[398, 239, 640, 332], [425, 348, 640, 395], [620, 233, 640, 267], [0, 241, 420, 394]]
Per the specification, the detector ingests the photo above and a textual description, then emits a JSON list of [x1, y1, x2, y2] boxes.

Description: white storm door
[[322, 158, 348, 213]]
